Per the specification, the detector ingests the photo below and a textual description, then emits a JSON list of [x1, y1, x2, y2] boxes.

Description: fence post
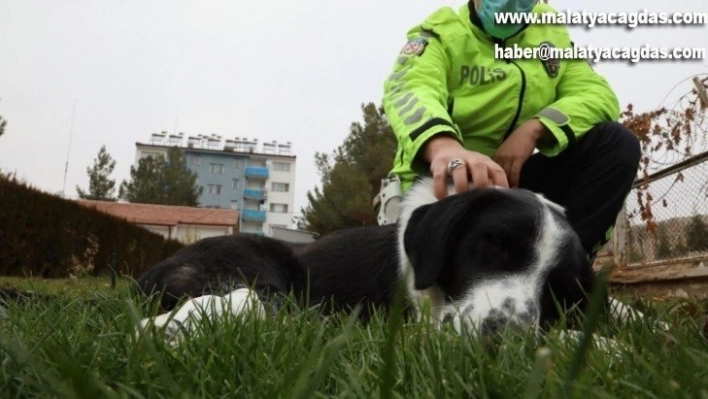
[[613, 205, 627, 268], [693, 77, 707, 109]]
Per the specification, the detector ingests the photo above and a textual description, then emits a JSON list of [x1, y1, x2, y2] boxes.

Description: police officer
[[382, 0, 640, 261]]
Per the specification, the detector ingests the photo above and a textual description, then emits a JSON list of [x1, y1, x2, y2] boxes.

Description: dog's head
[[400, 185, 594, 336]]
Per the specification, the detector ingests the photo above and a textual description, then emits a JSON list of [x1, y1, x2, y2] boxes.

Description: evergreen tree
[[303, 103, 397, 236], [77, 145, 117, 201], [655, 227, 673, 259], [673, 239, 689, 257], [119, 147, 203, 206], [685, 214, 708, 252]]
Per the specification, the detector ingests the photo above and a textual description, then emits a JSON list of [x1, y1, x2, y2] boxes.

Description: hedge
[[0, 176, 183, 278]]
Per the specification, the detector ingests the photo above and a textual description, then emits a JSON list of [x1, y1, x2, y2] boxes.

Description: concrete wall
[[141, 223, 234, 244], [271, 227, 316, 244]]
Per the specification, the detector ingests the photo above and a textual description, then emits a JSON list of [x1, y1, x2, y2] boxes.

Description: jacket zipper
[[499, 41, 526, 141]]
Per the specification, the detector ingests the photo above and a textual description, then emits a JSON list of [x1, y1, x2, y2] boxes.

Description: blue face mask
[[476, 0, 537, 39]]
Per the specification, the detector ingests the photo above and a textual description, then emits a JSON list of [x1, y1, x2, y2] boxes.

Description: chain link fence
[[601, 151, 708, 268]]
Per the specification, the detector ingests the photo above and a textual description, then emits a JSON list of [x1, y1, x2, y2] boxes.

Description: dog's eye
[[490, 241, 510, 259], [475, 237, 508, 258], [482, 235, 506, 251], [471, 236, 515, 269]]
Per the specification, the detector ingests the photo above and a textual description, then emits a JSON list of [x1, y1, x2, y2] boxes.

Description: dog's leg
[[555, 330, 624, 354], [137, 288, 266, 346], [408, 286, 448, 326], [608, 296, 670, 332]]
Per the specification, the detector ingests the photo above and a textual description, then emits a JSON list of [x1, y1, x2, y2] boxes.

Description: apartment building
[[134, 131, 297, 236]]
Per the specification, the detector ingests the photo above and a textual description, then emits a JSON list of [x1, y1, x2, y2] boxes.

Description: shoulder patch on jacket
[[540, 41, 560, 78], [400, 37, 429, 56]]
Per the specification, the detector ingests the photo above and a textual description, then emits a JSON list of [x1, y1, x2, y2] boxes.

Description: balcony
[[243, 188, 267, 200], [240, 230, 265, 236], [241, 209, 267, 222], [245, 166, 269, 179]]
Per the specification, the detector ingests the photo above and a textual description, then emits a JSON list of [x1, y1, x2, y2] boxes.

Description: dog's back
[[293, 224, 401, 319], [136, 223, 404, 318], [137, 234, 304, 311]]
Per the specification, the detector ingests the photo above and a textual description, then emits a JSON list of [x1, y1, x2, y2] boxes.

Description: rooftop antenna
[[62, 99, 77, 198]]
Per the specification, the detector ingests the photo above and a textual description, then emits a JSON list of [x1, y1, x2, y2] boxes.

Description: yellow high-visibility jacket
[[383, 3, 620, 191]]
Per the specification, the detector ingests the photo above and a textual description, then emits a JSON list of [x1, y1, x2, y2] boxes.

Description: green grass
[[0, 275, 129, 298], [0, 282, 707, 398]]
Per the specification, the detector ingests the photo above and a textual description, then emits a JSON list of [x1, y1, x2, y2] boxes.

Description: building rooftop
[[77, 200, 239, 227], [136, 132, 296, 159]]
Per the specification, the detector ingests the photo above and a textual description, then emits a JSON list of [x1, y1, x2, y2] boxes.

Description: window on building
[[192, 155, 201, 165], [263, 143, 276, 154], [232, 179, 241, 189], [269, 203, 288, 213], [230, 200, 239, 209], [234, 159, 244, 168], [140, 151, 162, 159], [210, 163, 224, 174], [207, 184, 222, 195], [271, 182, 290, 192], [272, 162, 290, 172]]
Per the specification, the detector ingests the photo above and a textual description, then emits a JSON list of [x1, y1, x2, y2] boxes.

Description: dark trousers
[[519, 122, 641, 260]]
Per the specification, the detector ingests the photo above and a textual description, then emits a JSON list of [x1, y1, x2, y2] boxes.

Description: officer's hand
[[423, 135, 509, 200], [493, 119, 548, 188]]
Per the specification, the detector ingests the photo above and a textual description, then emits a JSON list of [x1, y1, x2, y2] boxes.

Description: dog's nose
[[457, 297, 540, 337], [481, 308, 511, 335]]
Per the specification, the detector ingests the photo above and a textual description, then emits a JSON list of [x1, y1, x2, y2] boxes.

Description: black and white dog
[[137, 178, 601, 342]]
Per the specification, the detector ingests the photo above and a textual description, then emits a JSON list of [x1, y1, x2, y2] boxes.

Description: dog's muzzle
[[451, 276, 541, 337]]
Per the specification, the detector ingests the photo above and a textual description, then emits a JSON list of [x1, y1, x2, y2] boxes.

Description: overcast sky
[[0, 0, 706, 216]]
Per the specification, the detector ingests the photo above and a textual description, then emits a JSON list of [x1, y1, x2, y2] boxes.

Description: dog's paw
[[556, 330, 626, 354], [135, 288, 266, 346], [656, 320, 671, 332], [609, 297, 671, 333]]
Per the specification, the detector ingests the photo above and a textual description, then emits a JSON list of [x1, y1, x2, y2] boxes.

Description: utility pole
[[62, 99, 77, 198]]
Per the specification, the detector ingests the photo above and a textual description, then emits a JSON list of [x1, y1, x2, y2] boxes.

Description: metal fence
[[600, 151, 708, 268]]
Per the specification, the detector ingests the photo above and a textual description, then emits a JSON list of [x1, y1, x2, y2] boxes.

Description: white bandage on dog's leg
[[557, 330, 624, 354], [136, 295, 223, 345], [608, 296, 670, 332], [609, 296, 644, 324], [137, 288, 266, 345], [221, 288, 267, 319]]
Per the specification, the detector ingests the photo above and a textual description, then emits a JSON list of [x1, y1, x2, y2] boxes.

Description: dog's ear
[[403, 193, 482, 290], [403, 203, 433, 289], [540, 240, 596, 327]]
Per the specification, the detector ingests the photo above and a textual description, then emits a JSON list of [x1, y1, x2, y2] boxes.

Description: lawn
[[0, 278, 706, 398], [0, 275, 129, 298]]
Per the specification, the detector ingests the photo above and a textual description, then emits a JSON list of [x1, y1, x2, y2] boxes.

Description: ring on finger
[[447, 158, 465, 175]]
